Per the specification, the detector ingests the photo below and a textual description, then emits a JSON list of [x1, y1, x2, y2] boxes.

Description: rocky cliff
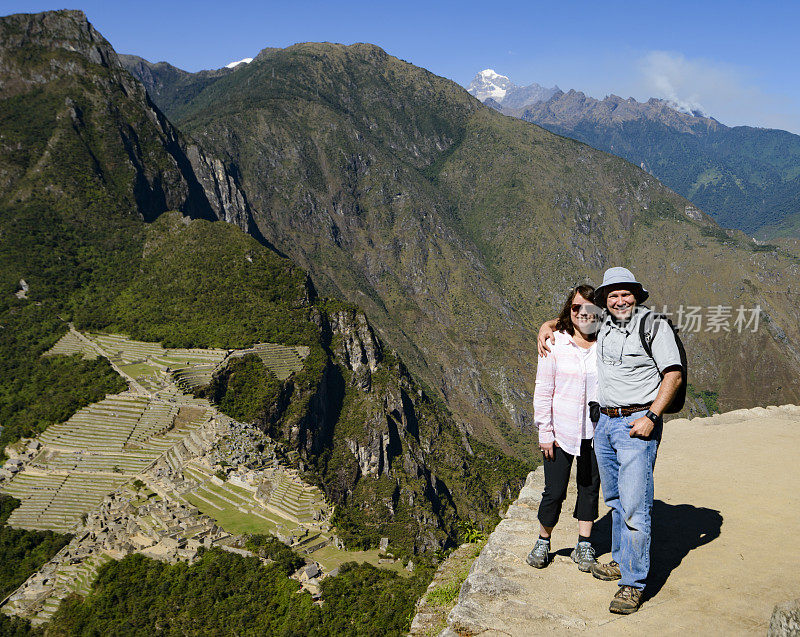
[[209, 305, 527, 555], [0, 10, 250, 226]]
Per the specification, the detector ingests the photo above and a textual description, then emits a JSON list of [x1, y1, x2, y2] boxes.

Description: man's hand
[[540, 441, 556, 460], [629, 416, 655, 439], [538, 320, 557, 357]]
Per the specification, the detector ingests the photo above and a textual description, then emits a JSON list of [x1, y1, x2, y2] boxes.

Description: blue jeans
[[594, 410, 660, 591]]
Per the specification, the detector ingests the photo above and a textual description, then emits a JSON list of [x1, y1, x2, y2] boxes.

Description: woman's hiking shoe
[[525, 538, 550, 568], [609, 585, 643, 614], [570, 541, 597, 572], [590, 560, 621, 581]]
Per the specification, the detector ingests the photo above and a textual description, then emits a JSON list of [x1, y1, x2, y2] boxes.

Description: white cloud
[[639, 51, 713, 115], [637, 51, 800, 133]]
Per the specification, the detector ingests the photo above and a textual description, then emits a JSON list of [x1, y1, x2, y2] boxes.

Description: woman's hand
[[539, 441, 556, 461], [538, 321, 556, 357]]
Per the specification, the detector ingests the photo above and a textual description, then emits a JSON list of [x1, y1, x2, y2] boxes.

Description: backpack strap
[[638, 310, 662, 374]]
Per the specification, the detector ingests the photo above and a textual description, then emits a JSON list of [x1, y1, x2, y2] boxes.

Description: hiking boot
[[609, 585, 643, 614], [525, 538, 550, 568], [590, 560, 621, 581], [570, 541, 597, 572]]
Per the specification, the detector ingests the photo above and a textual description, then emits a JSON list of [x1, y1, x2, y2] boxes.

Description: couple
[[527, 267, 683, 615]]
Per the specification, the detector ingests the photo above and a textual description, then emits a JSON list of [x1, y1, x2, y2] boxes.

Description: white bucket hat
[[594, 267, 649, 307]]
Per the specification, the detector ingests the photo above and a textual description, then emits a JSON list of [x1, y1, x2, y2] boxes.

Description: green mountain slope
[[118, 54, 234, 122], [125, 43, 800, 453], [1, 9, 525, 562], [510, 91, 800, 238]]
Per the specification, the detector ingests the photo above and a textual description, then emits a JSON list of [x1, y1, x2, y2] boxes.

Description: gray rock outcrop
[[436, 406, 800, 635], [184, 143, 251, 230], [769, 599, 800, 637]]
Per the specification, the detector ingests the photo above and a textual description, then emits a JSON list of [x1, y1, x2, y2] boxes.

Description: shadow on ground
[[568, 500, 722, 602]]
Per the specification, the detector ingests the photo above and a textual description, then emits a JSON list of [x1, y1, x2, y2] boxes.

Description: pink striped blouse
[[533, 330, 598, 456]]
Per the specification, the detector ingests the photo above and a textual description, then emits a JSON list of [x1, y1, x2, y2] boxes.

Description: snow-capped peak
[[479, 69, 509, 82], [225, 57, 253, 69], [467, 69, 560, 108], [467, 68, 515, 102]]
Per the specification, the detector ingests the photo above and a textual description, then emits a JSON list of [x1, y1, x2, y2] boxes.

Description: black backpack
[[638, 310, 687, 413]]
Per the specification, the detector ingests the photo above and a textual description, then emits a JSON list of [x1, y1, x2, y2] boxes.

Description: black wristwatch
[[645, 410, 663, 426]]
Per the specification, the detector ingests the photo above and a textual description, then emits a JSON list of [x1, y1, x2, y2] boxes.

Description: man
[[538, 267, 682, 614]]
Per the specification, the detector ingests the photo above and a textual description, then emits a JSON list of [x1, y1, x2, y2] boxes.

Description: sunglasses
[[571, 304, 599, 316]]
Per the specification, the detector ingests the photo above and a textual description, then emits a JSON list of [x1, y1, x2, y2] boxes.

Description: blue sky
[[7, 0, 800, 132]]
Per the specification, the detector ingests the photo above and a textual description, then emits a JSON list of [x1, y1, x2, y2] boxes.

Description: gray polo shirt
[[597, 306, 682, 407]]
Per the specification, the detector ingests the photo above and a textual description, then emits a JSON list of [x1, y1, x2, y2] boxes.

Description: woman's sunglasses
[[571, 304, 600, 316]]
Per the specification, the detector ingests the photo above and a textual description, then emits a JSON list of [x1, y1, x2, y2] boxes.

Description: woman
[[526, 284, 601, 572]]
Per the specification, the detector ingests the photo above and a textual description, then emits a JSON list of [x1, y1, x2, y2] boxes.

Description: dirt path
[[440, 406, 800, 635]]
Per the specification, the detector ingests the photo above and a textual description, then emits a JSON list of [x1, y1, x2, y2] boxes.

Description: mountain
[[0, 8, 526, 565], [477, 81, 800, 238], [4, 9, 800, 631], [466, 68, 559, 108], [117, 54, 237, 126], [0, 6, 256, 458], [123, 43, 800, 457]]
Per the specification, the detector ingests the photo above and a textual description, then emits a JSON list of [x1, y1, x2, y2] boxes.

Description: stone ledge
[[432, 405, 800, 636]]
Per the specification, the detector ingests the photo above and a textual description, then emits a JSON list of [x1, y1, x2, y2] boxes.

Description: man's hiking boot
[[525, 538, 550, 568], [590, 560, 621, 581], [609, 585, 643, 614], [570, 541, 597, 572]]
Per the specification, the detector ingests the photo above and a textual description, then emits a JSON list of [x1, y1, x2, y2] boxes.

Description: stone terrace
[[228, 343, 309, 380], [3, 473, 128, 532], [2, 392, 213, 533], [43, 331, 97, 360], [3, 483, 227, 625]]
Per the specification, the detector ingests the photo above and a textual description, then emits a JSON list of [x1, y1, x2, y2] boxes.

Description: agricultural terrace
[[1, 393, 213, 533], [228, 343, 309, 380], [176, 462, 401, 573], [2, 473, 128, 532], [181, 463, 306, 535], [85, 333, 309, 390], [43, 331, 97, 360], [35, 551, 113, 624], [87, 332, 227, 392]]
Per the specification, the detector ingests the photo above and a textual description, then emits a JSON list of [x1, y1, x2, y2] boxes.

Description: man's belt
[[600, 404, 651, 417]]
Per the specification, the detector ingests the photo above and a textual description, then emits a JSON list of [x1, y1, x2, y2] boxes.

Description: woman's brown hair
[[554, 284, 596, 335]]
